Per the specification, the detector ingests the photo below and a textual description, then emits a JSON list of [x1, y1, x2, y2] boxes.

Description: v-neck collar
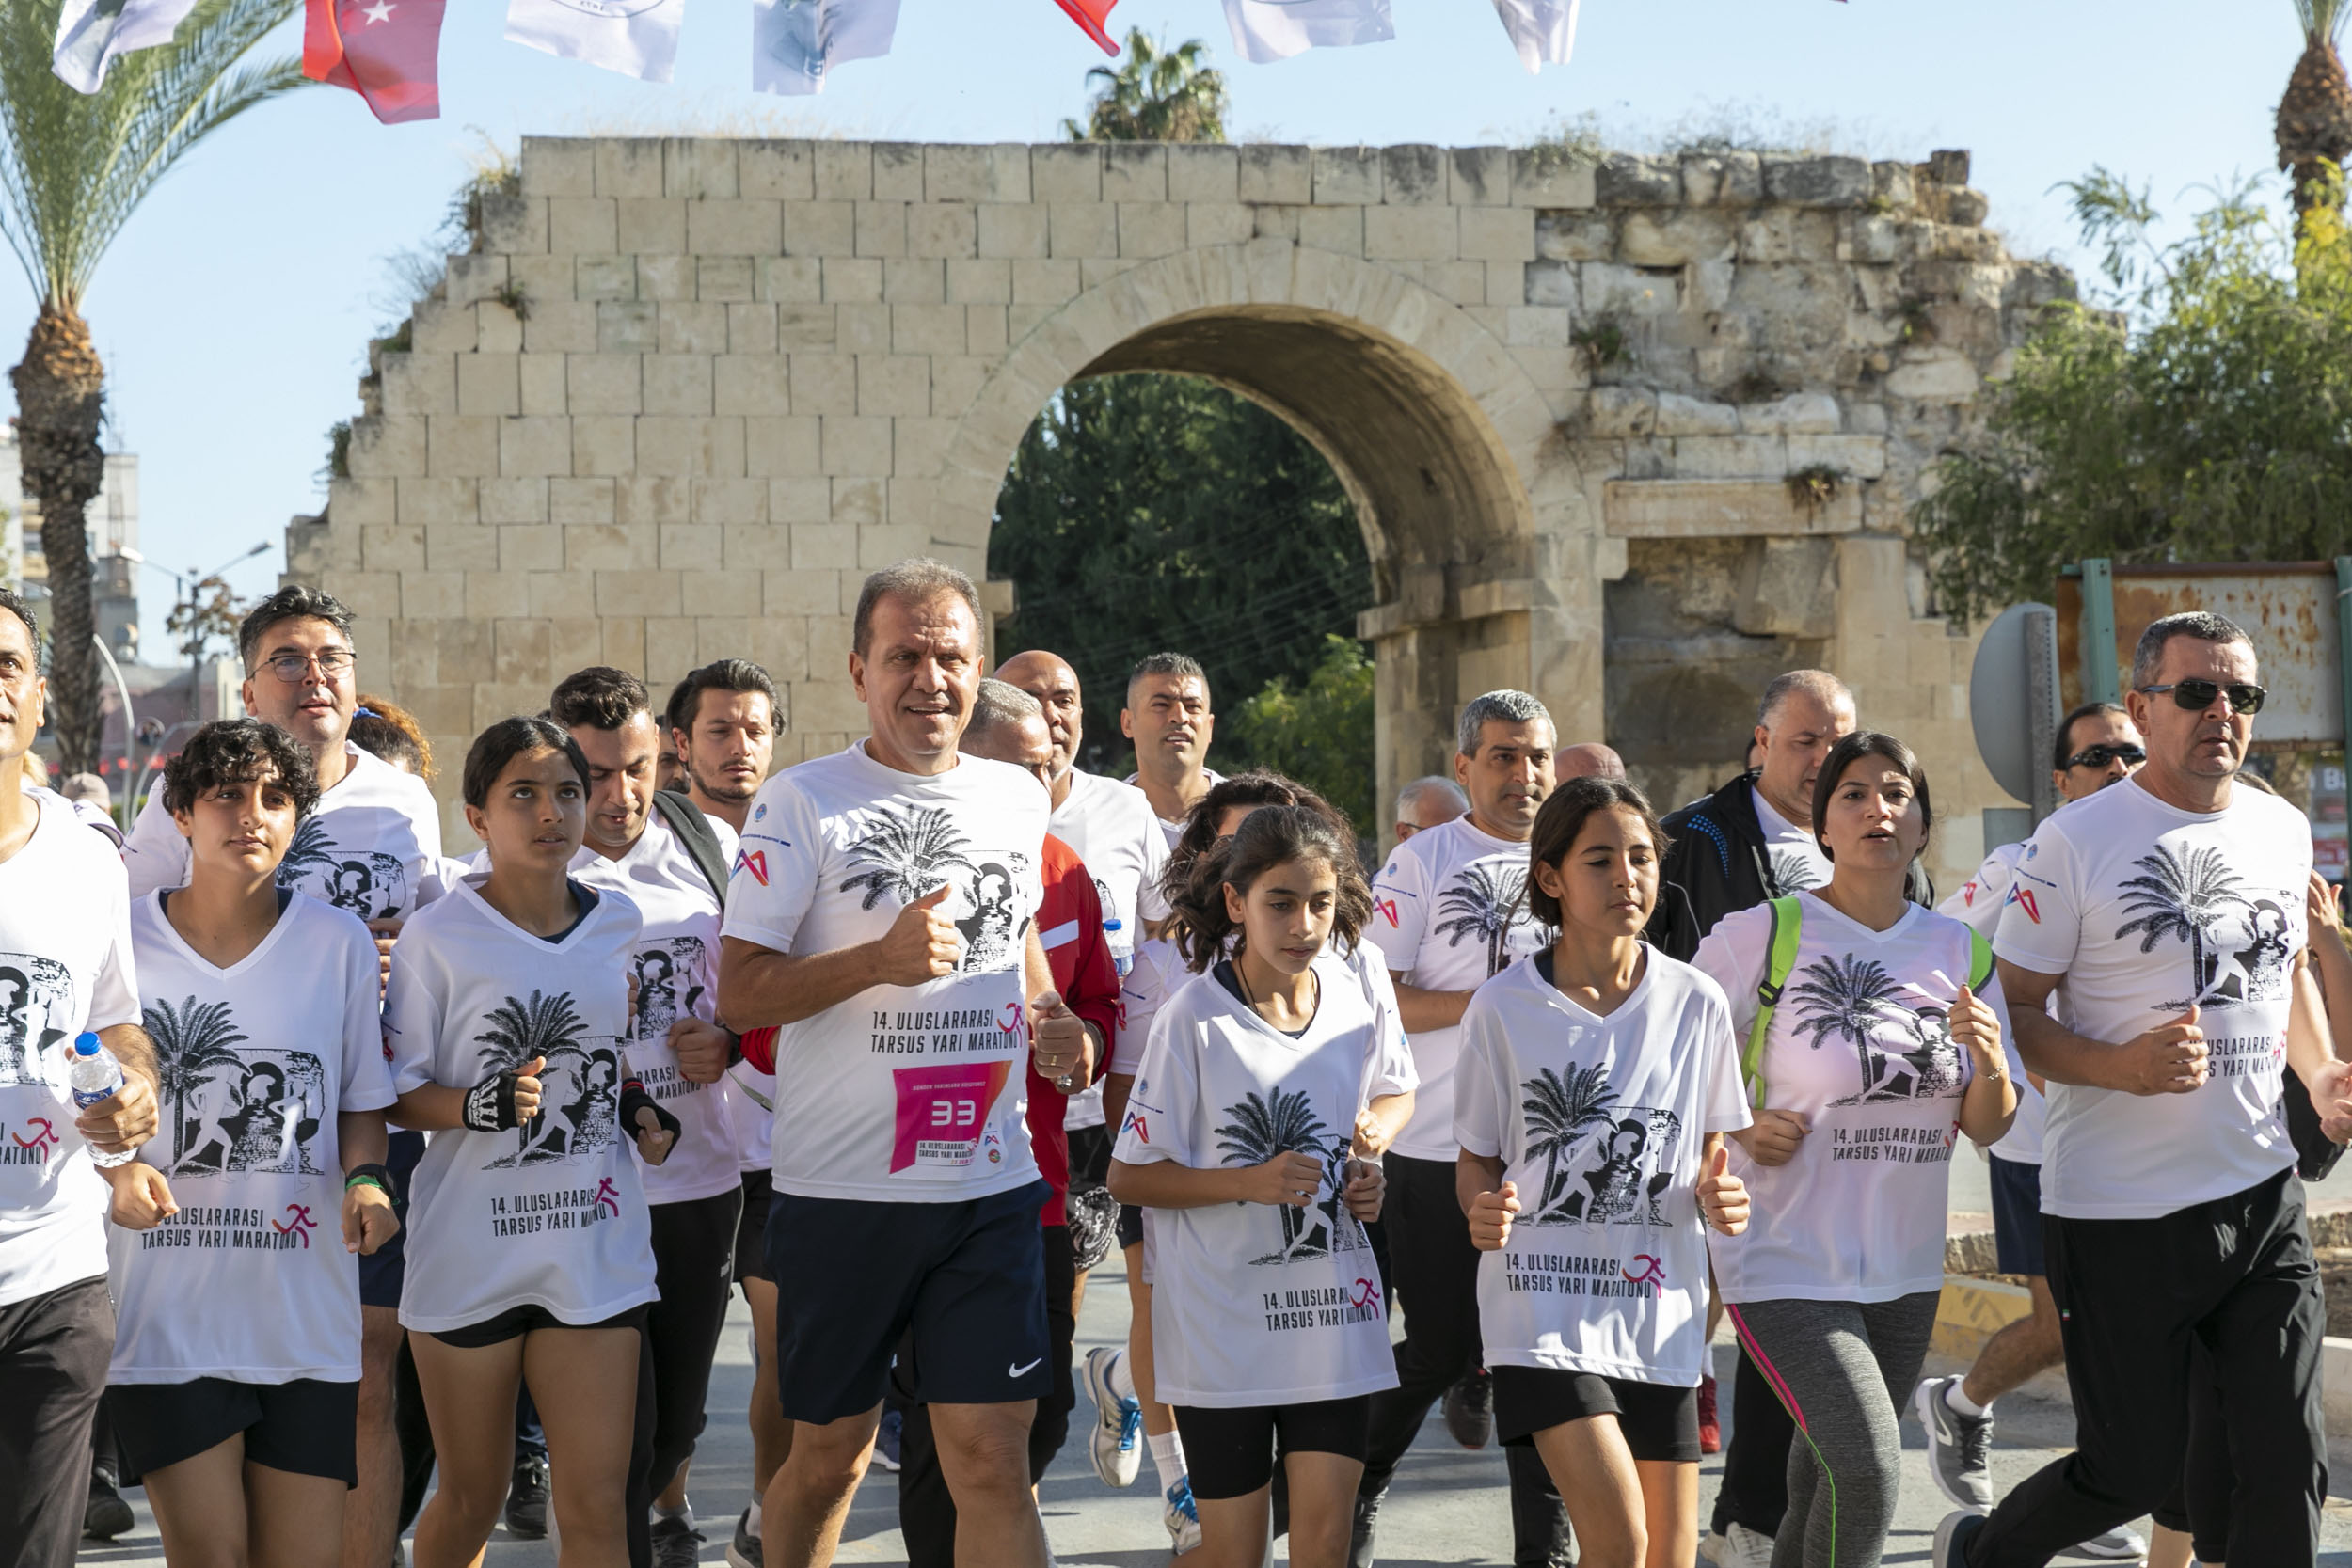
[[150, 888, 302, 979]]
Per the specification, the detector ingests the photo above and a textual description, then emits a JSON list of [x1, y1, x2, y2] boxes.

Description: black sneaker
[[84, 1466, 134, 1541], [503, 1451, 550, 1539], [726, 1507, 763, 1568], [1443, 1368, 1494, 1449], [1932, 1510, 1984, 1568], [1349, 1488, 1382, 1568], [652, 1514, 706, 1568]]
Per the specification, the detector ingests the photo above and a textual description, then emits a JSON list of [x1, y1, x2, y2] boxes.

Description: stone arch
[[922, 241, 1602, 827]]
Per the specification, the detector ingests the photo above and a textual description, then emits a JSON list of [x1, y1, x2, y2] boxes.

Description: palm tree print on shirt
[[1216, 1087, 1366, 1264], [839, 805, 980, 911], [1435, 863, 1540, 976], [1785, 953, 1964, 1106], [475, 990, 612, 1169], [144, 995, 250, 1175], [2115, 845, 2252, 1010], [1520, 1064, 1619, 1218]]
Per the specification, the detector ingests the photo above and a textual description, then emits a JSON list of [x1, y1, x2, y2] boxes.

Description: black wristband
[[724, 1028, 743, 1067], [620, 1079, 682, 1144], [345, 1161, 395, 1198], [462, 1069, 526, 1132]]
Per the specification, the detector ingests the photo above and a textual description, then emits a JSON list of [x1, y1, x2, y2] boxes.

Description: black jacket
[[1645, 769, 1934, 962]]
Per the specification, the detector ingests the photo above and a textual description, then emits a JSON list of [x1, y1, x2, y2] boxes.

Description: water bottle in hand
[[69, 1033, 135, 1168]]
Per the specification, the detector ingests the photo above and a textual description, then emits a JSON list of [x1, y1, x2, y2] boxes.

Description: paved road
[[72, 1250, 2352, 1566]]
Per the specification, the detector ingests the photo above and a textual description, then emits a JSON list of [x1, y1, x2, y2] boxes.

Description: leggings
[[646, 1186, 744, 1498], [1729, 1291, 1940, 1568]]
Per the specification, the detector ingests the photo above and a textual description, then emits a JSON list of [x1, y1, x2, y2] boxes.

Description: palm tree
[[142, 993, 247, 1171], [1788, 952, 1905, 1097], [2279, 0, 2352, 236], [276, 817, 335, 888], [1434, 863, 1532, 977], [1519, 1063, 1616, 1216], [475, 990, 587, 1165], [838, 805, 978, 911], [0, 0, 306, 772], [2116, 845, 2250, 1006], [1215, 1086, 1329, 1261], [1061, 29, 1227, 145]]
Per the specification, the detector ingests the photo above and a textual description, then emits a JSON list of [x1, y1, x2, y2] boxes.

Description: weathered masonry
[[292, 137, 2072, 890]]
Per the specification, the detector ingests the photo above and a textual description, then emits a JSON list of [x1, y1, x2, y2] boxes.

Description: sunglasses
[[2137, 679, 2266, 715], [2063, 743, 2145, 770]]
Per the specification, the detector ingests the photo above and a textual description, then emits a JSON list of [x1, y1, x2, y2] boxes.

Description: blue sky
[[0, 0, 2313, 657]]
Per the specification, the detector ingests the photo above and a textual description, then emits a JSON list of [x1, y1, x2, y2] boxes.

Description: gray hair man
[[1392, 776, 1468, 841]]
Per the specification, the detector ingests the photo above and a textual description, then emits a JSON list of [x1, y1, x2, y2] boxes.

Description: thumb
[[912, 884, 953, 911], [520, 1056, 545, 1078], [1708, 1144, 1729, 1180], [1034, 990, 1066, 1016], [1499, 1180, 1518, 1202], [2181, 1003, 2201, 1030], [1955, 981, 1973, 1011]]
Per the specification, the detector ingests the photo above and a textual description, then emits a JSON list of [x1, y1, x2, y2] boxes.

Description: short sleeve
[[1137, 815, 1172, 925], [1112, 1000, 1197, 1167], [337, 917, 397, 1114], [1113, 942, 1176, 1077], [721, 780, 822, 955], [119, 790, 191, 901], [87, 871, 138, 1033], [1691, 902, 1772, 1040], [1365, 843, 1431, 974], [383, 931, 446, 1098], [1450, 992, 1504, 1159], [1693, 983, 1752, 1134], [1994, 828, 2082, 978], [1359, 953, 1417, 1101]]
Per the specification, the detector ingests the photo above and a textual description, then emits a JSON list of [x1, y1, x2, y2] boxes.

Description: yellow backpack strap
[[1741, 896, 1803, 1110], [1967, 928, 1995, 992]]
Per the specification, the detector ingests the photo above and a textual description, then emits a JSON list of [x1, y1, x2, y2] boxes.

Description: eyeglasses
[[256, 650, 355, 685], [2063, 743, 2145, 770], [2137, 679, 2266, 716]]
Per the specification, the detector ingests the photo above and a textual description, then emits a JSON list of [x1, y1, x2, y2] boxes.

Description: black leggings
[[646, 1186, 743, 1499], [1710, 1342, 1796, 1538]]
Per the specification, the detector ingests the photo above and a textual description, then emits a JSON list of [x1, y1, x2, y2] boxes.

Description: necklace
[[1234, 951, 1319, 1030]]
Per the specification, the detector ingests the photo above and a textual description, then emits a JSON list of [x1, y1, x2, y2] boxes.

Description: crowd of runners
[[0, 556, 2346, 1568]]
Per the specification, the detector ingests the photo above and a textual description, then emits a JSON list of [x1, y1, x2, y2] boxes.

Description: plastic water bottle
[[68, 1033, 135, 1168]]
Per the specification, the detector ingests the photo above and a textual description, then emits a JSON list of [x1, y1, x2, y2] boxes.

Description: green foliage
[[322, 418, 352, 483], [988, 372, 1372, 781], [0, 0, 309, 307], [1915, 167, 2352, 623], [1062, 30, 1226, 144], [1227, 637, 1376, 841]]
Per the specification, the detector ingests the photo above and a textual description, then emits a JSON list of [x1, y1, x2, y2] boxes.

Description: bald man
[[1556, 743, 1625, 782]]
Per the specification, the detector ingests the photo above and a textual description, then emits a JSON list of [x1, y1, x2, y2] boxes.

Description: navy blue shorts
[[767, 1180, 1051, 1425], [358, 1130, 426, 1310], [1989, 1154, 2045, 1276], [110, 1376, 358, 1485]]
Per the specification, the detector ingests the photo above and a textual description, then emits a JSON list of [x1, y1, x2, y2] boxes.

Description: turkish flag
[[1052, 0, 1118, 55], [304, 0, 444, 123]]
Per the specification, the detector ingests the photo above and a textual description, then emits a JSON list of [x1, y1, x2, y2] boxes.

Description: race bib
[[890, 1061, 1012, 1174]]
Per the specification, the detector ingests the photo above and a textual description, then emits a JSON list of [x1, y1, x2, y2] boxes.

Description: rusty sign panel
[[2057, 562, 2343, 745]]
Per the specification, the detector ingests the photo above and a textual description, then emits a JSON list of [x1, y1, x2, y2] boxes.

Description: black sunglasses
[[2063, 743, 2145, 770], [2138, 679, 2267, 716]]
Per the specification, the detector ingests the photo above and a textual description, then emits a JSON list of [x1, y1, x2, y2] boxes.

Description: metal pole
[[2081, 557, 2121, 705], [2334, 558, 2352, 758], [90, 632, 135, 824]]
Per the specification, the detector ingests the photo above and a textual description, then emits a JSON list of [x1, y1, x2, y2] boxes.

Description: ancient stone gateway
[[291, 137, 2071, 890]]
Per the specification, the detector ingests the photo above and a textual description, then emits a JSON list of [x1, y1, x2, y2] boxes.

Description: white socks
[[747, 1497, 764, 1537], [1106, 1347, 1138, 1402], [1946, 1380, 1991, 1419], [653, 1498, 694, 1530], [1148, 1430, 1186, 1493]]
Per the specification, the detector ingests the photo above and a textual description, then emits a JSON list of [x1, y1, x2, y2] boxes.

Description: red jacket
[[733, 832, 1121, 1225]]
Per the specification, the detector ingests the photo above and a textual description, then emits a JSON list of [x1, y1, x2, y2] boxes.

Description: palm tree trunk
[[8, 306, 108, 773]]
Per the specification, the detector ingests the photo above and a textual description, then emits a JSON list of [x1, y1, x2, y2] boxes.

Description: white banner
[[51, 0, 199, 93], [1220, 0, 1391, 64], [752, 0, 898, 96], [504, 0, 684, 83], [1491, 0, 1578, 72]]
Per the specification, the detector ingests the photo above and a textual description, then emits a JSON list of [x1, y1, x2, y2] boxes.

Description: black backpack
[[652, 789, 732, 907]]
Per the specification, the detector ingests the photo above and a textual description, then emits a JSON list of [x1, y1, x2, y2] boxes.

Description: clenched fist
[[1468, 1181, 1521, 1251], [877, 886, 961, 986]]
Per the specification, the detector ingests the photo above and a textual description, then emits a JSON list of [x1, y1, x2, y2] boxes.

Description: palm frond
[[0, 0, 307, 306], [2296, 0, 2348, 42]]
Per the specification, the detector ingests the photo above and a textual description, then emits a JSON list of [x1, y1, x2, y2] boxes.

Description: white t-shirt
[[723, 744, 1048, 1203], [1454, 953, 1748, 1386], [388, 876, 657, 1331], [1054, 770, 1173, 1131], [1753, 790, 1833, 895], [1115, 951, 1416, 1407], [1996, 776, 2309, 1220], [124, 743, 446, 921], [1695, 893, 2008, 1303], [110, 893, 394, 1383], [1939, 841, 2044, 1164], [1125, 768, 1225, 849], [0, 794, 142, 1307], [1366, 816, 1556, 1161], [574, 813, 740, 1205]]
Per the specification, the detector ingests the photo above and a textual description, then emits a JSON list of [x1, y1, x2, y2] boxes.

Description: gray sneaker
[[1933, 1510, 1984, 1568], [1915, 1375, 1995, 1512], [2066, 1526, 2147, 1560]]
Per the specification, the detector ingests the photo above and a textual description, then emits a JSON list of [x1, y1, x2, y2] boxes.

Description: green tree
[[1225, 637, 1376, 841], [1062, 29, 1226, 144], [989, 374, 1372, 781], [0, 0, 308, 771], [1914, 171, 2352, 621]]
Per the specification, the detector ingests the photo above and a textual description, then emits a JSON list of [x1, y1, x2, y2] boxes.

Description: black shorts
[[358, 1129, 427, 1310], [1066, 1123, 1112, 1191], [1491, 1366, 1700, 1463], [736, 1170, 774, 1286], [110, 1376, 359, 1485], [1990, 1154, 2046, 1276], [1116, 1201, 1143, 1252], [426, 1302, 648, 1350], [1172, 1396, 1371, 1500], [767, 1180, 1051, 1425]]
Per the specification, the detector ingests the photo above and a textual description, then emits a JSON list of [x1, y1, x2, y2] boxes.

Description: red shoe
[[1697, 1374, 1722, 1455]]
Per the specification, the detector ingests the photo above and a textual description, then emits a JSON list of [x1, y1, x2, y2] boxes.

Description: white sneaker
[[1699, 1523, 1774, 1568], [1079, 1346, 1143, 1488], [2068, 1526, 2148, 1560], [1162, 1476, 1201, 1555]]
